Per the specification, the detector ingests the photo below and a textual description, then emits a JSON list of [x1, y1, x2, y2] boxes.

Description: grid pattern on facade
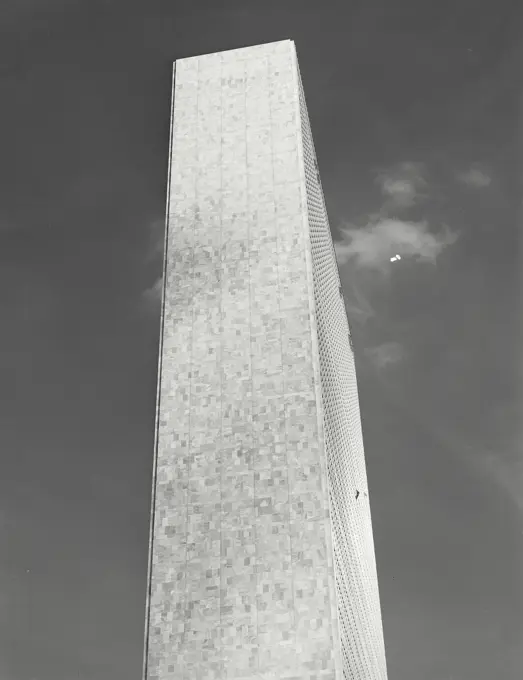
[[294, 53, 388, 680]]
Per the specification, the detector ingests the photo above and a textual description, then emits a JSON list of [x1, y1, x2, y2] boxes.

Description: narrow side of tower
[[291, 47, 389, 680]]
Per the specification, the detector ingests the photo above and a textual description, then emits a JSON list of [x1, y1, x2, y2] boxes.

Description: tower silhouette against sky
[[142, 39, 388, 680]]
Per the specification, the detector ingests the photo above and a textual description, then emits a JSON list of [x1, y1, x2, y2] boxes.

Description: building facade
[[142, 40, 388, 680]]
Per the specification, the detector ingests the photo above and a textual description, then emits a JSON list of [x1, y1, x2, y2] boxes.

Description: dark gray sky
[[1, 1, 522, 679]]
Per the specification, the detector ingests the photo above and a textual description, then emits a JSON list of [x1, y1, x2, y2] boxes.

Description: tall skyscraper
[[142, 40, 388, 680]]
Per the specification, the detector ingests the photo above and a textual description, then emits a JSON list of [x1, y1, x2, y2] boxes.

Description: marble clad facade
[[142, 40, 388, 680]]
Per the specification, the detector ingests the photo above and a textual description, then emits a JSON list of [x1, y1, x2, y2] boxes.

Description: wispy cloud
[[364, 342, 403, 369], [335, 160, 457, 270], [335, 218, 458, 270], [343, 281, 376, 325], [477, 400, 523, 515], [484, 455, 523, 515], [334, 162, 458, 368], [141, 277, 163, 306], [375, 161, 427, 209], [145, 218, 166, 263], [457, 164, 492, 189], [140, 218, 166, 309]]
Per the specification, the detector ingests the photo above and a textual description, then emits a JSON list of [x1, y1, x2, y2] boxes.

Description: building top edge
[[174, 39, 294, 64]]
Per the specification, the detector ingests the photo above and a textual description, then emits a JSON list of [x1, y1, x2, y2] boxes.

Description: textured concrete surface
[[142, 39, 387, 680]]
